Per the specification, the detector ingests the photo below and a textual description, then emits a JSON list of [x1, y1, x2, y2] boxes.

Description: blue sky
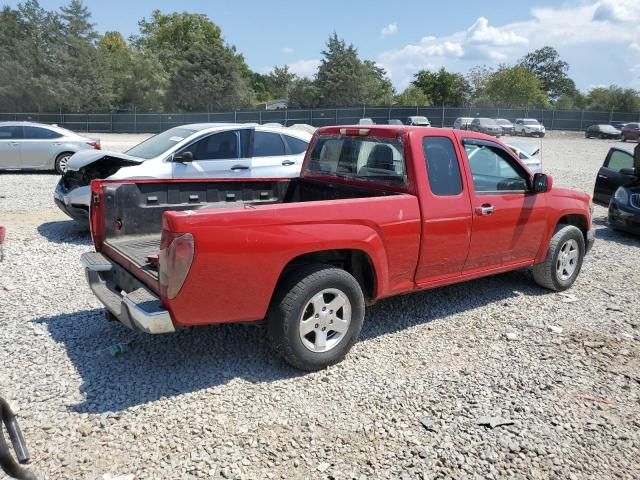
[[4, 0, 640, 91]]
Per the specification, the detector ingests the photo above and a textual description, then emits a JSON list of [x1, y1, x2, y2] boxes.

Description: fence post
[[134, 107, 137, 134], [335, 108, 338, 125], [580, 109, 584, 131], [259, 111, 262, 124], [86, 114, 89, 133], [284, 108, 288, 126], [441, 104, 445, 127], [110, 114, 113, 133], [310, 108, 313, 127], [551, 109, 555, 131]]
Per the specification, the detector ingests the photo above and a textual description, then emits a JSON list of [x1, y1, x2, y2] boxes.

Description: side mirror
[[174, 151, 193, 163], [620, 167, 637, 177], [533, 173, 552, 193]]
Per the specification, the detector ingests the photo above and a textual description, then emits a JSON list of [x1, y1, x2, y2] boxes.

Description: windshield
[[600, 125, 618, 132], [480, 118, 498, 126], [306, 134, 407, 186], [412, 117, 429, 123], [125, 127, 197, 159], [496, 119, 511, 125], [523, 119, 540, 126]]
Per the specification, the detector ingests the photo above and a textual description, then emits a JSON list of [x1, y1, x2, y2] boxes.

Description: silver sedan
[[0, 122, 100, 174]]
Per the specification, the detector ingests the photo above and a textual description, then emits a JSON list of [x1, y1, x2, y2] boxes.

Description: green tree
[[165, 43, 254, 111], [394, 86, 430, 106], [485, 65, 549, 108], [315, 33, 392, 107], [134, 10, 253, 110], [268, 65, 296, 99], [59, 0, 112, 110], [585, 86, 640, 112], [288, 78, 321, 108], [466, 65, 493, 104], [519, 47, 576, 101], [412, 68, 470, 106]]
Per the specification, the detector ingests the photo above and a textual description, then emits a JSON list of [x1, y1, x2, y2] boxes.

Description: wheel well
[[557, 214, 588, 243], [278, 250, 376, 301]]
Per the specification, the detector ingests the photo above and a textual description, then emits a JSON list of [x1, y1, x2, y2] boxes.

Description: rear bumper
[[81, 252, 175, 334]]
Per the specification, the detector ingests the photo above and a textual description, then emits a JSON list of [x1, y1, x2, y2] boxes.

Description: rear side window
[[607, 150, 633, 171], [423, 137, 462, 196], [253, 131, 286, 157], [307, 135, 406, 185], [23, 126, 62, 139], [185, 130, 240, 160], [0, 126, 22, 139], [283, 135, 308, 155]]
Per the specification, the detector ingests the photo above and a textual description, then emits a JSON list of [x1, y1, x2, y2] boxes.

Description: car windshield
[[411, 117, 429, 124], [480, 118, 498, 126], [600, 125, 618, 132], [306, 134, 407, 186], [125, 127, 197, 159], [496, 119, 511, 125], [523, 120, 540, 126]]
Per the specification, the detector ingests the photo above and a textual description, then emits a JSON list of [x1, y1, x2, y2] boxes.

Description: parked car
[[506, 143, 542, 173], [593, 144, 640, 234], [0, 121, 100, 174], [0, 225, 5, 261], [406, 116, 430, 126], [469, 118, 502, 137], [82, 125, 593, 371], [495, 119, 515, 135], [55, 124, 312, 225], [387, 119, 404, 125], [585, 124, 621, 139], [453, 117, 473, 130], [358, 118, 375, 125], [514, 119, 545, 137], [621, 123, 640, 142]]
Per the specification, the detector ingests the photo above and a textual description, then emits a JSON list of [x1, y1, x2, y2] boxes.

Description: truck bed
[[105, 235, 161, 278]]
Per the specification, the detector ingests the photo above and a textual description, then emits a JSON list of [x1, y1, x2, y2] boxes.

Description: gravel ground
[[0, 132, 639, 479]]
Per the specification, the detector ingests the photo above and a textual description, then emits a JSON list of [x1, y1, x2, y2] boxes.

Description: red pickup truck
[[82, 126, 594, 370]]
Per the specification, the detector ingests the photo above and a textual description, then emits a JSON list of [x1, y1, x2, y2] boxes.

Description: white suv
[[54, 123, 312, 224], [514, 118, 546, 137]]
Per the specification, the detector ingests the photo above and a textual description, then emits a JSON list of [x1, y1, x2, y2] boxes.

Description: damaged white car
[[54, 123, 312, 224]]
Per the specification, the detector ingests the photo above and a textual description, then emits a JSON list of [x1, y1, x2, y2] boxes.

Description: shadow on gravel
[[592, 219, 640, 248], [35, 308, 301, 414], [359, 269, 548, 341], [37, 220, 90, 245], [34, 269, 547, 414]]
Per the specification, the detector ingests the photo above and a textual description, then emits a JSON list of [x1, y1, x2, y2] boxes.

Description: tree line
[[1, 1, 639, 113]]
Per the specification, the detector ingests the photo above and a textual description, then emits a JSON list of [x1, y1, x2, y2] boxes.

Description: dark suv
[[469, 118, 502, 137]]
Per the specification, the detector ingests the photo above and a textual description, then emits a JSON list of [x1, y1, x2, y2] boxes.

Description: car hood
[[523, 124, 544, 130], [66, 149, 144, 171]]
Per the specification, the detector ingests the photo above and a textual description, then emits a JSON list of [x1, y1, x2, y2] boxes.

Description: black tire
[[585, 132, 590, 139], [532, 225, 585, 291], [54, 152, 74, 174], [622, 135, 627, 142], [267, 264, 365, 371]]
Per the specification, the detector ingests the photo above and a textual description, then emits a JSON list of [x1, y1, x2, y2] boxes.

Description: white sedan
[[54, 123, 312, 224]]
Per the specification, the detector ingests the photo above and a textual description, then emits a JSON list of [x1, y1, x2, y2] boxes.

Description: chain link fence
[[2, 106, 639, 134]]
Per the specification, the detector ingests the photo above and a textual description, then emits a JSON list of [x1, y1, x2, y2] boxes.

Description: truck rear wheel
[[267, 264, 365, 371], [532, 225, 585, 291]]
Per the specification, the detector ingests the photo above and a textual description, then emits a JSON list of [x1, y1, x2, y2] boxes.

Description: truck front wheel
[[267, 264, 365, 371], [532, 225, 585, 291]]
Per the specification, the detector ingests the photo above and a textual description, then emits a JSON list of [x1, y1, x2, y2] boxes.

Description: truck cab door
[[172, 129, 251, 178], [593, 148, 634, 206], [414, 135, 473, 285], [461, 139, 547, 272]]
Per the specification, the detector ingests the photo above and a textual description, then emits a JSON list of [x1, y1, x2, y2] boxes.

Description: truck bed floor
[[105, 235, 161, 277]]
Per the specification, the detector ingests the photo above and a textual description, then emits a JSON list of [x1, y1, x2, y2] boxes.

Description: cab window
[[182, 130, 240, 160], [423, 137, 462, 196], [23, 126, 62, 139], [0, 126, 22, 139], [464, 143, 529, 193]]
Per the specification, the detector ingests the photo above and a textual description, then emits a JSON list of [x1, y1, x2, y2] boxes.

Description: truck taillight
[[159, 232, 194, 300], [86, 141, 101, 150]]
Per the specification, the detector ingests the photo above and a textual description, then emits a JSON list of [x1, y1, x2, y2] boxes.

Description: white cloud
[[381, 22, 398, 38], [288, 59, 320, 78], [281, 47, 294, 54], [466, 17, 528, 47], [377, 1, 640, 90]]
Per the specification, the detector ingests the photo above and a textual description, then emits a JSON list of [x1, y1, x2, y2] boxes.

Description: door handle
[[598, 174, 608, 179], [52, 142, 61, 146], [230, 165, 249, 171], [9, 142, 19, 147], [475, 204, 495, 216], [282, 160, 295, 166]]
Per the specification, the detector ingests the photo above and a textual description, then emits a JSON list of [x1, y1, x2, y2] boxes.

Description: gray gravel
[[0, 132, 639, 479]]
